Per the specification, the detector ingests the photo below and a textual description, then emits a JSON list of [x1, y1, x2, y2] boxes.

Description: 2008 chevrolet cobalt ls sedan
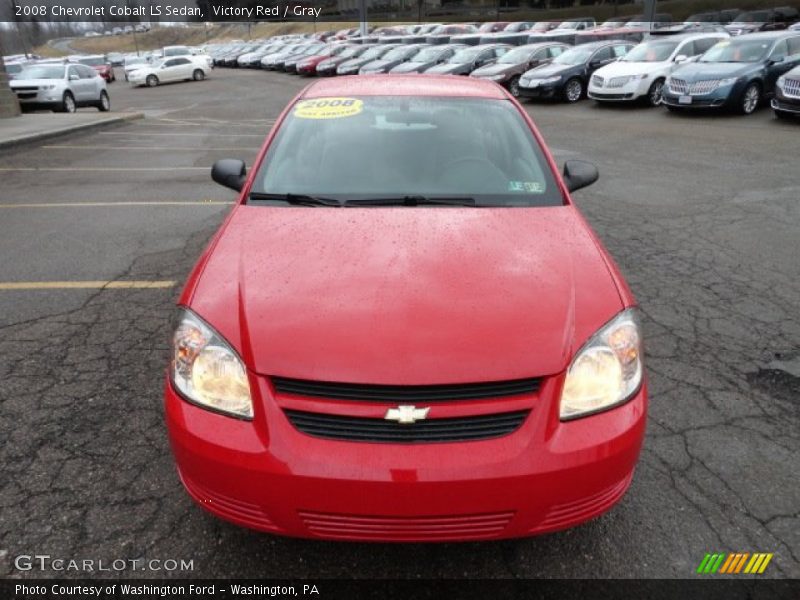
[[165, 75, 647, 541]]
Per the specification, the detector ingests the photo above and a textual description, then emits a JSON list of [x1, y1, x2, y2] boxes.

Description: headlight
[[42, 84, 56, 90], [777, 75, 786, 90], [717, 77, 739, 88], [538, 76, 562, 84], [560, 308, 643, 420], [171, 308, 253, 419], [629, 74, 649, 82], [484, 73, 506, 81]]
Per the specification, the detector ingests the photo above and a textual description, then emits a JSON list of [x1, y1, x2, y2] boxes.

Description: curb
[[0, 112, 145, 150]]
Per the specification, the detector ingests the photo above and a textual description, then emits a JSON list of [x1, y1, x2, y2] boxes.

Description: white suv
[[9, 63, 110, 113], [588, 32, 729, 106]]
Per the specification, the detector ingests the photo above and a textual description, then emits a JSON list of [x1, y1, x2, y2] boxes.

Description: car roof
[[650, 31, 728, 41], [736, 30, 800, 41], [302, 74, 509, 100]]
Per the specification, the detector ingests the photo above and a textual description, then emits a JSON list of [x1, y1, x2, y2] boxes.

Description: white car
[[128, 57, 210, 87], [588, 32, 729, 106], [123, 56, 150, 81], [9, 63, 110, 113]]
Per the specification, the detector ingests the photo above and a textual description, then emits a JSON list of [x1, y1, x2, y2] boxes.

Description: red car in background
[[76, 55, 116, 82], [165, 75, 647, 541], [297, 44, 351, 76]]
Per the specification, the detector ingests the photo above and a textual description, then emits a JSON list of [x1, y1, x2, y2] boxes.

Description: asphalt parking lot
[[0, 67, 798, 579]]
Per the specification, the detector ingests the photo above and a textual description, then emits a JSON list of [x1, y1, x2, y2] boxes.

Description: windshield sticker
[[294, 97, 363, 119], [508, 181, 545, 194]]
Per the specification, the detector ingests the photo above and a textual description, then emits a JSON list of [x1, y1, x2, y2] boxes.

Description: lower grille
[[299, 510, 515, 540], [783, 78, 800, 99], [607, 76, 630, 88], [285, 409, 529, 443], [272, 376, 540, 402]]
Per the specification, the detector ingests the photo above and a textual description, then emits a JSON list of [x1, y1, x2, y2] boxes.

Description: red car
[[165, 75, 647, 541], [76, 55, 116, 82], [296, 45, 351, 76]]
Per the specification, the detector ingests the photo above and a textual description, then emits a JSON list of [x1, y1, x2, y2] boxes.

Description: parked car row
[[204, 27, 800, 120]]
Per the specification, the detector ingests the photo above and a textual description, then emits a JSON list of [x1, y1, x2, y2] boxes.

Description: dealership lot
[[0, 68, 798, 578]]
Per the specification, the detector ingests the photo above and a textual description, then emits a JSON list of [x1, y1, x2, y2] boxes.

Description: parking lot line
[[99, 131, 265, 138], [0, 167, 211, 172], [42, 145, 261, 151], [0, 280, 176, 290], [0, 201, 234, 208]]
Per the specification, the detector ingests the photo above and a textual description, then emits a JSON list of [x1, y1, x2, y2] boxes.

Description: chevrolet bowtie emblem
[[384, 405, 430, 424]]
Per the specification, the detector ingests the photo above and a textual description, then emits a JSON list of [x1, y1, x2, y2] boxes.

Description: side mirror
[[562, 160, 599, 193], [211, 159, 247, 192], [674, 54, 688, 63], [769, 56, 786, 65]]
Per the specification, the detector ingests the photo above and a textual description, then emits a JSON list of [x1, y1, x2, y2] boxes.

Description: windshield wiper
[[248, 192, 342, 207], [344, 195, 477, 207]]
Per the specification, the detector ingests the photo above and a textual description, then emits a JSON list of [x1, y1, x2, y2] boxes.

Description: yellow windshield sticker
[[294, 98, 363, 119]]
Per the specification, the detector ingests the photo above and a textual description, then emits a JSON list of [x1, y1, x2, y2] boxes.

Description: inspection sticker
[[294, 97, 363, 119], [508, 181, 545, 194]]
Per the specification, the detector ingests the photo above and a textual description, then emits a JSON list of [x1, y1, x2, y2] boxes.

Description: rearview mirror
[[562, 160, 599, 193], [674, 54, 688, 63], [211, 159, 247, 192]]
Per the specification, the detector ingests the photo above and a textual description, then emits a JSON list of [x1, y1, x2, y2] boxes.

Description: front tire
[[564, 78, 583, 103], [647, 78, 665, 107], [97, 90, 110, 112], [508, 75, 521, 98], [192, 69, 205, 81], [60, 91, 76, 113], [738, 82, 761, 115], [146, 74, 159, 87]]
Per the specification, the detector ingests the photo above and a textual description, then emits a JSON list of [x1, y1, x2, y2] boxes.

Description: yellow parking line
[[0, 167, 210, 172], [42, 145, 260, 151], [0, 201, 234, 208], [0, 280, 176, 290], [99, 132, 264, 137]]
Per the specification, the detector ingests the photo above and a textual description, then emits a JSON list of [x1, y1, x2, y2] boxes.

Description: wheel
[[563, 78, 583, 103], [97, 90, 110, 112], [192, 69, 205, 81], [738, 82, 760, 115], [646, 78, 665, 107], [60, 91, 76, 113], [508, 75, 521, 98], [146, 74, 159, 87]]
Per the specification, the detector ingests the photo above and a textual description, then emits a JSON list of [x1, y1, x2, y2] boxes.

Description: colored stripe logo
[[697, 553, 773, 574]]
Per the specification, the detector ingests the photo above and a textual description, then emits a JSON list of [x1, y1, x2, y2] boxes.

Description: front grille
[[299, 510, 515, 540], [592, 75, 604, 87], [783, 78, 800, 99], [13, 86, 38, 100], [671, 78, 721, 95], [272, 376, 540, 402], [607, 76, 630, 88], [285, 409, 530, 443]]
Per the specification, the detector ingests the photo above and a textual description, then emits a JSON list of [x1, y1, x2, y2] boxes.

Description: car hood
[[523, 63, 572, 79], [425, 62, 468, 74], [595, 60, 669, 78], [9, 78, 63, 87], [361, 59, 399, 71], [189, 207, 624, 383], [672, 61, 755, 81], [472, 63, 516, 78], [338, 56, 373, 69]]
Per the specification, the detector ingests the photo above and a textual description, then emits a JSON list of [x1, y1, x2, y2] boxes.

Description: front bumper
[[661, 82, 740, 109], [165, 372, 647, 541], [13, 88, 65, 108], [588, 78, 651, 102], [772, 90, 800, 114], [518, 81, 562, 99]]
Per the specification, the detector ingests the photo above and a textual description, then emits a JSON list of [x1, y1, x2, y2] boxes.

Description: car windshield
[[504, 23, 529, 32], [164, 47, 189, 56], [498, 46, 536, 64], [733, 11, 769, 23], [302, 44, 325, 55], [601, 20, 626, 28], [363, 46, 393, 59], [7, 63, 23, 73], [16, 66, 65, 79], [558, 21, 583, 30], [125, 57, 146, 65], [553, 46, 594, 65], [479, 23, 500, 32], [78, 57, 105, 66], [339, 45, 364, 58], [413, 46, 446, 61], [700, 39, 771, 62], [449, 47, 483, 63], [623, 41, 679, 62], [253, 97, 561, 207], [383, 46, 415, 60]]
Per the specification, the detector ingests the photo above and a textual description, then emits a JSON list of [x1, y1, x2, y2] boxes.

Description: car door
[[159, 58, 181, 82], [474, 48, 496, 69], [77, 65, 100, 101], [528, 47, 550, 69], [66, 65, 89, 101], [765, 39, 797, 92], [587, 46, 615, 78]]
